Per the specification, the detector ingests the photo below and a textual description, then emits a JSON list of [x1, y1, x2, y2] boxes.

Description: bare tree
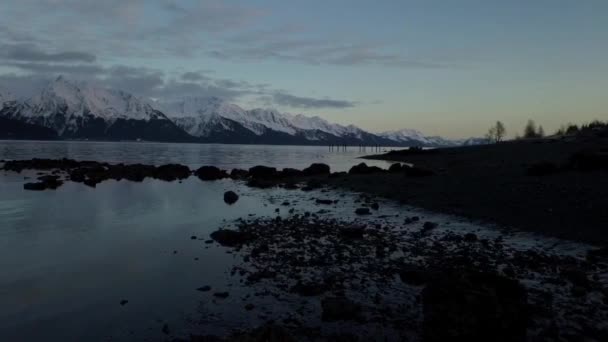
[[486, 121, 506, 143]]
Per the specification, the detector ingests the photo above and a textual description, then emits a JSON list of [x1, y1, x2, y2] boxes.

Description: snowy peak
[[379, 129, 428, 142], [27, 76, 165, 122]]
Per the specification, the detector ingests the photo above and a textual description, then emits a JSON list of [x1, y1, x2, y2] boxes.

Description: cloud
[[269, 92, 356, 109], [6, 62, 105, 75], [181, 71, 207, 81], [0, 43, 96, 63]]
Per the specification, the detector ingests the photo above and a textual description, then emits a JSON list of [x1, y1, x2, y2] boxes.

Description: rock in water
[[248, 165, 277, 179], [195, 166, 227, 181], [223, 191, 239, 205], [210, 229, 252, 247], [348, 162, 385, 175], [302, 163, 330, 176]]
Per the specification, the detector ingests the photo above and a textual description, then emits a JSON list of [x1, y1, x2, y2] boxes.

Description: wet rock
[[23, 182, 47, 191], [348, 163, 385, 175], [281, 168, 303, 177], [321, 297, 362, 322], [23, 175, 63, 190], [355, 208, 371, 215], [154, 164, 191, 181], [223, 191, 239, 205], [213, 292, 229, 299], [230, 168, 249, 180], [197, 286, 211, 292], [210, 229, 252, 247], [195, 166, 228, 181], [422, 270, 528, 342], [248, 165, 277, 179], [315, 199, 333, 205], [302, 163, 330, 176]]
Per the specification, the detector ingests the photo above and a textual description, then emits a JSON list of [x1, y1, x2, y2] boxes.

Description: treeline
[[486, 119, 607, 143]]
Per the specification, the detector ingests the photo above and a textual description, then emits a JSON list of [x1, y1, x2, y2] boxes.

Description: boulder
[[195, 166, 228, 181], [281, 168, 303, 177], [248, 165, 277, 179], [154, 164, 191, 181], [230, 168, 249, 179], [302, 163, 330, 176], [224, 191, 239, 205], [23, 182, 46, 191], [348, 163, 385, 175], [210, 229, 252, 247]]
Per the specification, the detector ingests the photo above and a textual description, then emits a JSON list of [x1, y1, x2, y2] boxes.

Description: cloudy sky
[[1, 0, 607, 138]]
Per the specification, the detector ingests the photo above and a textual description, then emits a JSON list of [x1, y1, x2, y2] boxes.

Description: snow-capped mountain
[[0, 77, 191, 141], [165, 96, 403, 145], [0, 76, 484, 146]]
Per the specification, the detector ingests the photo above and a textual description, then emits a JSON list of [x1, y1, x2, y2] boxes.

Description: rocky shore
[[2, 141, 608, 340]]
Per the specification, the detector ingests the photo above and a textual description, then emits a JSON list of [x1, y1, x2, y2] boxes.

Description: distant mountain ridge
[[0, 77, 486, 146]]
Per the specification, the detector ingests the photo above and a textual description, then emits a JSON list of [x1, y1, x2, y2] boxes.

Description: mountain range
[[0, 77, 486, 146]]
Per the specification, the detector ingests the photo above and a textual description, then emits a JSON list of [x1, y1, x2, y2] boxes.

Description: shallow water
[[0, 141, 606, 341]]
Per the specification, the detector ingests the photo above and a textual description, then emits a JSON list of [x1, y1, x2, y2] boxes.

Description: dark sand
[[345, 137, 608, 244]]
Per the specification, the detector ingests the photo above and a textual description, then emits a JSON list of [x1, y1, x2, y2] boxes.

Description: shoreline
[[2, 135, 607, 246], [2, 153, 608, 340]]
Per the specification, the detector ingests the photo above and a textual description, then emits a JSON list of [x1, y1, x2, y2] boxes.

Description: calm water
[[0, 140, 393, 172], [0, 141, 596, 341]]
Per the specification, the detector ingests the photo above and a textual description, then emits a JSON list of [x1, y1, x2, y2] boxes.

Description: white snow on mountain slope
[[2, 77, 170, 135], [163, 97, 299, 136], [26, 77, 164, 121], [379, 128, 429, 143]]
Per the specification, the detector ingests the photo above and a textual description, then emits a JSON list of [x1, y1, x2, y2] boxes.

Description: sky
[[1, 0, 607, 138]]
